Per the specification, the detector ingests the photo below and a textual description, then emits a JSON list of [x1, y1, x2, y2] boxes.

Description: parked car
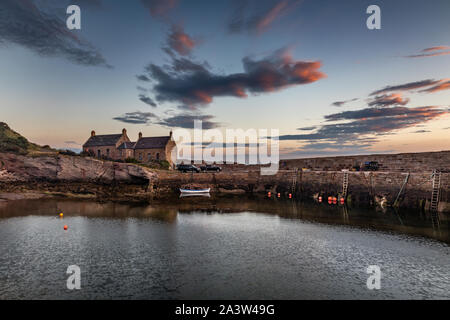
[[363, 161, 379, 171], [200, 164, 222, 172], [177, 164, 200, 173]]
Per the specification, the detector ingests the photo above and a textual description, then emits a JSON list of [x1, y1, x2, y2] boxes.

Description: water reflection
[[179, 193, 211, 198], [0, 195, 448, 243], [0, 196, 449, 299]]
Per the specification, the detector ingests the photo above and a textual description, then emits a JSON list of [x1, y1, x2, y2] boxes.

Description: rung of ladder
[[430, 170, 441, 212], [342, 171, 349, 196], [290, 168, 298, 193]]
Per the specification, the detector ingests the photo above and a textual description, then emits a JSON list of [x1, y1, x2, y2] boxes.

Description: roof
[[83, 134, 122, 147], [118, 142, 136, 149], [134, 136, 171, 149]]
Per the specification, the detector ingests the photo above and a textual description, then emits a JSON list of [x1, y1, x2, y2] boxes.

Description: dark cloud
[[423, 46, 450, 52], [158, 114, 221, 129], [370, 79, 443, 95], [368, 93, 409, 108], [324, 106, 446, 122], [413, 130, 431, 133], [297, 126, 317, 131], [177, 104, 203, 111], [228, 0, 300, 34], [419, 80, 450, 93], [405, 46, 450, 58], [166, 25, 197, 56], [278, 106, 449, 149], [136, 74, 151, 82], [169, 57, 211, 73], [138, 94, 157, 107], [0, 0, 110, 67], [113, 111, 157, 124], [140, 0, 177, 17], [140, 48, 326, 108], [405, 51, 450, 58], [137, 86, 148, 92], [331, 98, 358, 107]]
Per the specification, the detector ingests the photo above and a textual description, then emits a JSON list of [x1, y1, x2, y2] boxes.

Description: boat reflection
[[0, 195, 448, 242], [180, 193, 211, 198]]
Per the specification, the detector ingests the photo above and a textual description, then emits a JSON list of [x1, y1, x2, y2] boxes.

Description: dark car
[[363, 161, 379, 171], [200, 164, 222, 172], [177, 164, 200, 173]]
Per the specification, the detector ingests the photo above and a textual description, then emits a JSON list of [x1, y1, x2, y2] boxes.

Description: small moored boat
[[179, 188, 210, 194]]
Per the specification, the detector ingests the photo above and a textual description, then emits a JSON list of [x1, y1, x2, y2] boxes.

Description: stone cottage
[[82, 129, 176, 165]]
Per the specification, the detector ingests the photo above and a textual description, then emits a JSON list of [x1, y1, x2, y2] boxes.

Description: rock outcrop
[[0, 153, 156, 184]]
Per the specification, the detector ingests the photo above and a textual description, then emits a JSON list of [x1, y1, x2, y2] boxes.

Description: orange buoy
[[268, 192, 271, 197], [59, 213, 63, 218], [340, 197, 345, 204], [277, 193, 281, 198], [289, 193, 292, 199], [332, 197, 337, 204], [63, 225, 68, 230], [318, 196, 322, 203]]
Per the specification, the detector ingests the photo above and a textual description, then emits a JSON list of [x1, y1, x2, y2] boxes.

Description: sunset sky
[[1, 0, 449, 158]]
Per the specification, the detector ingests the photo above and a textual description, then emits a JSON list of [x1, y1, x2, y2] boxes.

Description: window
[[139, 153, 142, 160], [156, 152, 160, 160], [148, 153, 151, 161], [97, 150, 101, 158], [106, 149, 110, 157]]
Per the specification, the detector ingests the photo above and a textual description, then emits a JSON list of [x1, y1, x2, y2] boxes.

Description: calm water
[[0, 196, 448, 299]]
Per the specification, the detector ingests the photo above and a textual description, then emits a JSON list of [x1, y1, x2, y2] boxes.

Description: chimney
[[138, 132, 142, 140], [169, 130, 173, 138], [91, 130, 96, 137], [122, 128, 127, 135]]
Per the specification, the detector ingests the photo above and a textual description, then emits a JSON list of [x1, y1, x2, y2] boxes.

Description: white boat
[[179, 188, 210, 194]]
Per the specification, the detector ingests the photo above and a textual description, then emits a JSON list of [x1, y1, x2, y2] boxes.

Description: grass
[[0, 122, 56, 155]]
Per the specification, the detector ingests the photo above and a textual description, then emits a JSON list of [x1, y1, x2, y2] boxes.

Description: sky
[[0, 0, 449, 158]]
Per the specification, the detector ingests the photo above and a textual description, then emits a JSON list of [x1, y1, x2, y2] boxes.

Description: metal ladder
[[430, 170, 441, 212], [291, 168, 298, 194], [342, 171, 349, 197], [393, 172, 410, 207]]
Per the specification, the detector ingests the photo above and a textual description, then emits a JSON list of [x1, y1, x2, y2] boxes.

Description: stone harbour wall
[[279, 150, 450, 172], [155, 170, 450, 212], [1, 151, 449, 212]]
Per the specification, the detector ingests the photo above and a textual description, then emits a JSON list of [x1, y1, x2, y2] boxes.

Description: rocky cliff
[[0, 152, 156, 183], [0, 152, 158, 201]]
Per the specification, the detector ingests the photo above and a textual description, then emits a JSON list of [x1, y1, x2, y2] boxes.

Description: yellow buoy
[[59, 213, 63, 218]]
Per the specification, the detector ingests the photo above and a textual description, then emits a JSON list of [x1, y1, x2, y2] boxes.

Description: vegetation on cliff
[[0, 122, 54, 155]]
